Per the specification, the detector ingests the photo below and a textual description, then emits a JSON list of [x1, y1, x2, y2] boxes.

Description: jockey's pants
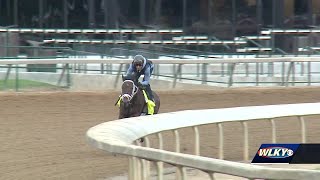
[[145, 84, 154, 101]]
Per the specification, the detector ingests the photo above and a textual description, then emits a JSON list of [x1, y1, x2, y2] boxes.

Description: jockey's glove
[[138, 82, 146, 90]]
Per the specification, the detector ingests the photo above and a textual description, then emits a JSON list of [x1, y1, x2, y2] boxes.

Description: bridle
[[121, 80, 138, 102]]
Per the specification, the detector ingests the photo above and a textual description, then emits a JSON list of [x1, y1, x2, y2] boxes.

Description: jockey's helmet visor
[[134, 61, 143, 67]]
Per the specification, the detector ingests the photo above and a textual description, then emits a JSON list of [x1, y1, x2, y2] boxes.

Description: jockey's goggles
[[134, 62, 143, 67]]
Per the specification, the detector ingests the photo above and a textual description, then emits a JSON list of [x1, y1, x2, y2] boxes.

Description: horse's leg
[[153, 92, 160, 114], [139, 137, 145, 143], [132, 113, 141, 117], [118, 106, 125, 119]]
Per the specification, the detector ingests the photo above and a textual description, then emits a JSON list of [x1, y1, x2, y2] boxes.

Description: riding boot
[[145, 84, 154, 102], [145, 84, 155, 115]]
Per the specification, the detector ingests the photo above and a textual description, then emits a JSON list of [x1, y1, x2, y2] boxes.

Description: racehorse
[[118, 73, 160, 119]]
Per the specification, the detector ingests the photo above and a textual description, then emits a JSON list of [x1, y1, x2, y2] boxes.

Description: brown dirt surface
[[1, 86, 320, 180]]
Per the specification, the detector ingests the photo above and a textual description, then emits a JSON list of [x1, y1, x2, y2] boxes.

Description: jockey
[[126, 55, 155, 102]]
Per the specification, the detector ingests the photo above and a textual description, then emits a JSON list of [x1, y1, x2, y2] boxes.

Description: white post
[[174, 130, 181, 179], [299, 116, 306, 143], [270, 119, 277, 143], [217, 123, 224, 159], [133, 157, 141, 180], [128, 157, 135, 180], [142, 137, 150, 179], [174, 130, 180, 153], [193, 126, 200, 156], [157, 133, 163, 180], [242, 121, 249, 161], [177, 166, 187, 180], [208, 172, 215, 180]]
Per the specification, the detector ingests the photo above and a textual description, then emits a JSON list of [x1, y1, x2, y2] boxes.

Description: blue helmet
[[132, 55, 145, 67]]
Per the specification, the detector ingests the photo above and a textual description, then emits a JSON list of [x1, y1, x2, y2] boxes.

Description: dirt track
[[1, 87, 320, 180]]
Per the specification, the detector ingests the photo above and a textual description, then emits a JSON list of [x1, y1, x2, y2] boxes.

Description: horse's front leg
[[118, 108, 124, 119], [131, 113, 141, 117], [119, 113, 124, 119]]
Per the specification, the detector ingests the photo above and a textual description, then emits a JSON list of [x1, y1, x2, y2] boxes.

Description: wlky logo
[[257, 147, 294, 158]]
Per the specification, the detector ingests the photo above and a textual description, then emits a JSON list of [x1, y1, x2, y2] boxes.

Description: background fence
[[1, 56, 320, 91]]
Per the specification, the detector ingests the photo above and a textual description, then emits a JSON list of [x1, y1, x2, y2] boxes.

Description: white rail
[[86, 103, 320, 180], [43, 39, 247, 45], [2, 57, 320, 88], [0, 56, 319, 64], [0, 28, 183, 34], [261, 29, 320, 35]]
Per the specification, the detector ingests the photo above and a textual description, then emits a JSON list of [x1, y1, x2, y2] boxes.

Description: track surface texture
[[1, 87, 320, 180]]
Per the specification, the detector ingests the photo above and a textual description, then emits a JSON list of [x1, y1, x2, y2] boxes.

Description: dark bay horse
[[118, 73, 160, 119]]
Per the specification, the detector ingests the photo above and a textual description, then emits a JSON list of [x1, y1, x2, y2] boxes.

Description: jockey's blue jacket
[[126, 59, 154, 86]]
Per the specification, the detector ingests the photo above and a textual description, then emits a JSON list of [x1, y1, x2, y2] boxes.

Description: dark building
[[0, 0, 319, 56]]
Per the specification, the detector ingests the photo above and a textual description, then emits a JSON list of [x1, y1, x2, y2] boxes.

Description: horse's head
[[121, 73, 139, 103]]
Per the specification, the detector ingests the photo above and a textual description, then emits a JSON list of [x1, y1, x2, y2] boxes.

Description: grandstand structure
[[0, 0, 320, 90], [0, 1, 320, 89], [0, 0, 320, 58], [1, 26, 320, 59]]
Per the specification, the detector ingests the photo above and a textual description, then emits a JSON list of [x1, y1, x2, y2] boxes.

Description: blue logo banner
[[251, 144, 300, 163]]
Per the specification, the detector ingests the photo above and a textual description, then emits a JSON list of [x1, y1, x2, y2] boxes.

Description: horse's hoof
[[139, 138, 144, 143]]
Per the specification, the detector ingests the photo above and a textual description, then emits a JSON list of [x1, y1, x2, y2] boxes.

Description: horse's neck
[[132, 89, 143, 104]]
